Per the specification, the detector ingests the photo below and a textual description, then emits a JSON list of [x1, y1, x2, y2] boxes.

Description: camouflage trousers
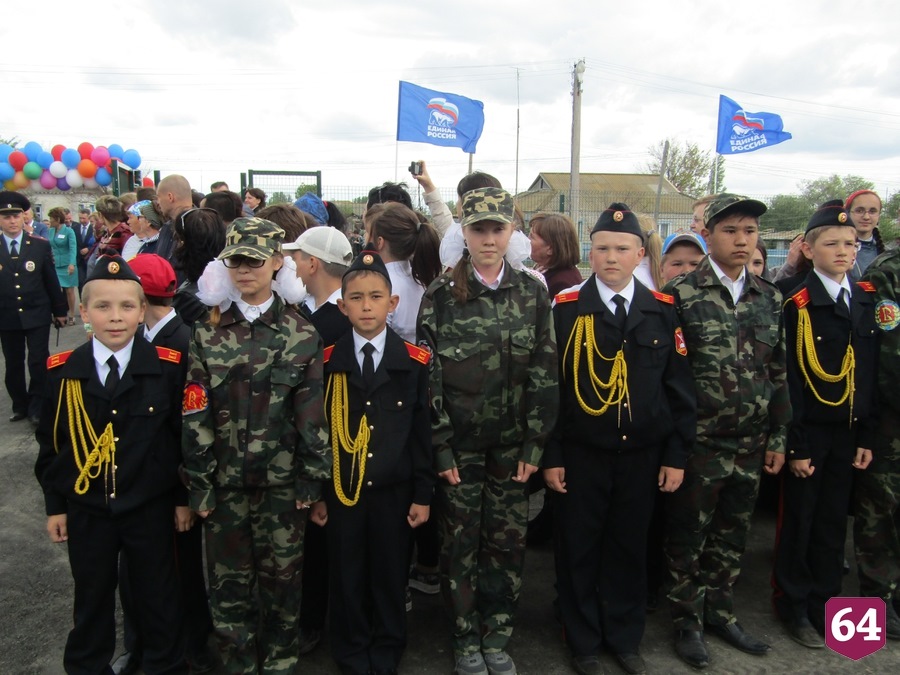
[[853, 416, 900, 601], [205, 486, 306, 675], [437, 445, 529, 656], [664, 436, 765, 630]]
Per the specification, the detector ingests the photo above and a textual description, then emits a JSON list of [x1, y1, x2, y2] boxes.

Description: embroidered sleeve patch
[[876, 299, 900, 331], [182, 382, 209, 416], [675, 327, 688, 356]]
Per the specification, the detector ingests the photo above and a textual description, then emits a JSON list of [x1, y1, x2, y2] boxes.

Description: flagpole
[[468, 153, 473, 175], [394, 141, 399, 183]]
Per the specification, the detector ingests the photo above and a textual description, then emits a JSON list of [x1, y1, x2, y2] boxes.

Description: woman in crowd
[[46, 207, 78, 325], [243, 187, 267, 214], [846, 189, 885, 282], [121, 200, 163, 260], [94, 195, 132, 258], [750, 241, 770, 279], [172, 207, 226, 326], [527, 212, 583, 296]]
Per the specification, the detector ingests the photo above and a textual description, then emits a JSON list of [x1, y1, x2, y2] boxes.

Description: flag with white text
[[397, 81, 485, 153], [716, 95, 792, 155]]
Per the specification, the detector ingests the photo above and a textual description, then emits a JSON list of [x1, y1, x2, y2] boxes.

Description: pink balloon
[[91, 146, 110, 166], [39, 170, 57, 189]]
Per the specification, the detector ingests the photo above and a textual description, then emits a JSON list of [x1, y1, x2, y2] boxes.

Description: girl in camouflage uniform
[[418, 188, 558, 675]]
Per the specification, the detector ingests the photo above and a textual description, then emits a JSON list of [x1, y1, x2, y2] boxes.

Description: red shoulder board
[[554, 290, 579, 304], [47, 350, 73, 369], [323, 345, 334, 363], [652, 290, 674, 304], [156, 346, 181, 364], [857, 281, 876, 293], [791, 288, 811, 309], [405, 342, 431, 365]]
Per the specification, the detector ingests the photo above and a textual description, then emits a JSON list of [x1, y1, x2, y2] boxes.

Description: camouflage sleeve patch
[[791, 287, 811, 308], [156, 346, 182, 364], [182, 382, 209, 416], [405, 341, 431, 365], [651, 290, 675, 304], [47, 350, 73, 369], [675, 327, 688, 356]]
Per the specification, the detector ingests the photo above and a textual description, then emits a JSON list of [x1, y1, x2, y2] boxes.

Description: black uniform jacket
[[545, 276, 697, 469], [324, 328, 434, 505], [0, 235, 67, 330], [34, 337, 185, 516], [784, 272, 879, 459]]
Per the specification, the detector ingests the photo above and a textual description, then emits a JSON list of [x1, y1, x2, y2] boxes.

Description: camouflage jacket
[[181, 296, 331, 512], [665, 257, 790, 453], [417, 262, 559, 470], [864, 249, 900, 418]]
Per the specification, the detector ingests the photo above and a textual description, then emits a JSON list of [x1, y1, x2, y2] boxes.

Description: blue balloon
[[122, 149, 141, 169], [23, 141, 43, 162], [0, 144, 12, 162], [37, 151, 54, 169], [107, 143, 124, 159], [57, 176, 70, 191], [95, 167, 112, 187], [61, 148, 81, 169], [0, 163, 14, 181]]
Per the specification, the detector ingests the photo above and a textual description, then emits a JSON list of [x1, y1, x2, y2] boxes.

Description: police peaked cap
[[806, 199, 852, 234], [591, 202, 643, 239], [0, 191, 31, 214]]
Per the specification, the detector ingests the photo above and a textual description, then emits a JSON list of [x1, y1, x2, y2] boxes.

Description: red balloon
[[142, 176, 155, 187], [77, 158, 98, 178], [51, 144, 66, 161], [8, 151, 27, 171], [77, 142, 94, 160]]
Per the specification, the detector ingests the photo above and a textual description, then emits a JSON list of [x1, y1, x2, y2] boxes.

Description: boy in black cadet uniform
[[34, 255, 187, 674], [316, 246, 433, 675], [110, 254, 215, 675], [772, 200, 878, 647], [0, 191, 68, 424], [544, 203, 697, 675], [283, 225, 354, 655]]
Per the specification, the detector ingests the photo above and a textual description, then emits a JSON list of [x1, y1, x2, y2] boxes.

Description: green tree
[[0, 136, 17, 147], [799, 174, 874, 208], [294, 183, 319, 199], [268, 191, 291, 206], [351, 195, 368, 204], [760, 194, 812, 232], [707, 154, 726, 194], [643, 139, 713, 198]]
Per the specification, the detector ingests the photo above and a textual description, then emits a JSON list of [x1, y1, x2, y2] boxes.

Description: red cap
[[128, 254, 177, 298]]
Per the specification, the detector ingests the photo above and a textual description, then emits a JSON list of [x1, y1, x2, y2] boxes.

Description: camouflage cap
[[217, 217, 285, 261], [460, 187, 515, 228], [704, 193, 767, 227]]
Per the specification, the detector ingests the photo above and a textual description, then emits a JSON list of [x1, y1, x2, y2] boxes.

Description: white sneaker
[[455, 652, 488, 675], [484, 650, 517, 675]]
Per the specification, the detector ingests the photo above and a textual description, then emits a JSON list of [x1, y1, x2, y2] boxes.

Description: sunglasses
[[175, 207, 220, 237], [222, 255, 267, 269]]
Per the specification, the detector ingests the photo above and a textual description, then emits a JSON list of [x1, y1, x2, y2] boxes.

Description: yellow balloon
[[3, 179, 16, 190], [12, 171, 29, 189]]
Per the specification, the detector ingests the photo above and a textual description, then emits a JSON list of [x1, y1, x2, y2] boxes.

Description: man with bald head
[[155, 175, 195, 278]]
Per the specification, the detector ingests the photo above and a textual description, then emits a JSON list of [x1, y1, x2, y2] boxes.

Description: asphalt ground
[[2, 321, 898, 673]]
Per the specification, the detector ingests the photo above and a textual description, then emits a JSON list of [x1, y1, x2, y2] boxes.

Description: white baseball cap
[[282, 226, 353, 266]]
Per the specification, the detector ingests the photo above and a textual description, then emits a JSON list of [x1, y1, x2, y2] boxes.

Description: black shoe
[[111, 651, 141, 675], [887, 602, 900, 640], [674, 630, 708, 669], [614, 652, 646, 674], [705, 621, 770, 655], [298, 627, 322, 655], [28, 415, 40, 426], [572, 654, 604, 675], [8, 412, 26, 422], [784, 616, 824, 649], [188, 645, 216, 673]]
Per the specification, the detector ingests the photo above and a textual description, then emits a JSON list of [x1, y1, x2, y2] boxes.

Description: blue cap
[[663, 232, 707, 255], [293, 192, 329, 225]]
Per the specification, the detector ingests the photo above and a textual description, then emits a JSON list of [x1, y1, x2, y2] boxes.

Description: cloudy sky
[[3, 0, 898, 202]]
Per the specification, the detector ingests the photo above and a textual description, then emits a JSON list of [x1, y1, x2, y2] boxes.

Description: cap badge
[[613, 211, 624, 222], [362, 254, 374, 265], [838, 212, 848, 223], [108, 261, 120, 274]]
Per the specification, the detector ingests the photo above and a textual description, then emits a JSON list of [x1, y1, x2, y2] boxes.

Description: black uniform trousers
[[326, 482, 412, 675], [773, 423, 856, 624], [300, 519, 328, 631], [554, 443, 661, 656], [63, 492, 186, 675], [0, 322, 50, 417]]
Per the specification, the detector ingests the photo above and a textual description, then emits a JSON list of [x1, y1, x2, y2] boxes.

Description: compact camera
[[408, 161, 423, 176]]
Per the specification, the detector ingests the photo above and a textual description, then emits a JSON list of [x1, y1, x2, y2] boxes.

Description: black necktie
[[612, 294, 627, 332], [105, 355, 120, 396], [9, 240, 18, 257], [836, 288, 850, 319], [362, 343, 376, 391]]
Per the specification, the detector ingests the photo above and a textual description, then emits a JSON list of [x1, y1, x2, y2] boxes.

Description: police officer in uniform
[[0, 191, 67, 423]]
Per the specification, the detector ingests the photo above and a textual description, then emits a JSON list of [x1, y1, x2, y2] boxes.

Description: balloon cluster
[[0, 141, 143, 192]]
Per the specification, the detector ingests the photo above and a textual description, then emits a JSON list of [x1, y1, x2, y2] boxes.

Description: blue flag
[[397, 81, 485, 154], [715, 95, 792, 155]]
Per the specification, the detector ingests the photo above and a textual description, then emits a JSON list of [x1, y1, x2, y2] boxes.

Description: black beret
[[591, 202, 643, 239], [805, 199, 852, 234]]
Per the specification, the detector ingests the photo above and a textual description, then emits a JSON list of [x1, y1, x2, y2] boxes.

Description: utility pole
[[569, 59, 585, 226], [654, 139, 670, 224], [515, 67, 521, 196]]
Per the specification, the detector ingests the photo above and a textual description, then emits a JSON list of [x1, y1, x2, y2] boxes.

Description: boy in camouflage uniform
[[182, 218, 331, 674], [418, 187, 558, 675], [663, 194, 790, 669], [854, 243, 900, 639]]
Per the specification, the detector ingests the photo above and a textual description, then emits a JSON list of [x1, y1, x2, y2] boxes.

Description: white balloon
[[84, 177, 99, 189], [66, 169, 84, 188], [49, 160, 68, 179]]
